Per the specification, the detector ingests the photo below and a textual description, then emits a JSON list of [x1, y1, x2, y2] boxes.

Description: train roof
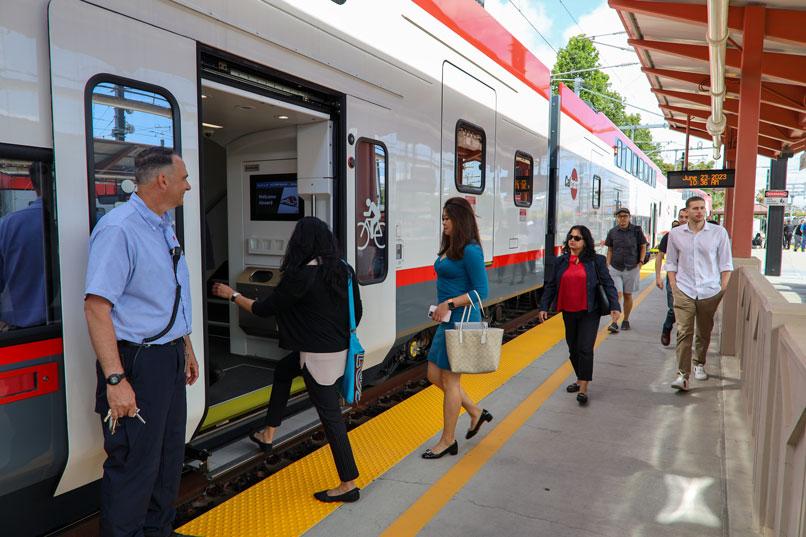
[[416, 0, 665, 185]]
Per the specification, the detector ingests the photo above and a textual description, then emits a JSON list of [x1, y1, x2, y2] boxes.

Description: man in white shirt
[[665, 196, 733, 391]]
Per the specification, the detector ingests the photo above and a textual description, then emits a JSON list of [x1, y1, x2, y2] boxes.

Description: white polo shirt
[[665, 222, 733, 300]]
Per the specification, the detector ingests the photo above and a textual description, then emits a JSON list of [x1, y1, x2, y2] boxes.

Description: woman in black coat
[[212, 217, 362, 503], [539, 225, 620, 405]]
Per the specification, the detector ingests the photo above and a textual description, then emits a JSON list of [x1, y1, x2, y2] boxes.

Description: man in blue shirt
[[85, 147, 199, 537], [0, 163, 48, 330]]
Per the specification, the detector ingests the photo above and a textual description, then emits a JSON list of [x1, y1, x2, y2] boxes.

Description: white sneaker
[[693, 364, 708, 380], [671, 373, 689, 391]]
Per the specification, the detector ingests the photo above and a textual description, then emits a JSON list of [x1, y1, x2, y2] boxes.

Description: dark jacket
[[540, 253, 620, 314], [252, 264, 362, 352]]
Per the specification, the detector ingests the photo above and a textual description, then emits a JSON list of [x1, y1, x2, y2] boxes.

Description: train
[[0, 0, 702, 534]]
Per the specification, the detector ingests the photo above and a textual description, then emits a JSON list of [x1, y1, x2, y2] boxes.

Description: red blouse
[[556, 255, 588, 312]]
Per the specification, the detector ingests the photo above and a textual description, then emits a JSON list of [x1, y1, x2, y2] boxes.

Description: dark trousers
[[95, 341, 187, 537], [663, 275, 675, 333], [562, 310, 599, 382], [784, 233, 792, 249], [264, 352, 359, 482]]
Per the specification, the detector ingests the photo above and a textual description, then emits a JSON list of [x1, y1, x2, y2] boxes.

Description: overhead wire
[[556, 0, 584, 35], [507, 0, 558, 54]]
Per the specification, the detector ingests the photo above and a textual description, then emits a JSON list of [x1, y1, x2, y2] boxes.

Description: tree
[[552, 36, 662, 167]]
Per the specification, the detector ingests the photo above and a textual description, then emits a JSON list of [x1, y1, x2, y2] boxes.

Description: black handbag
[[593, 257, 611, 317]]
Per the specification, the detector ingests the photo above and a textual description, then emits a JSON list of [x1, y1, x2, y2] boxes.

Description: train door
[[440, 62, 496, 263], [345, 97, 395, 371], [48, 0, 203, 494]]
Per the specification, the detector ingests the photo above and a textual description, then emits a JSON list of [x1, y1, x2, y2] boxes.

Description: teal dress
[[427, 242, 489, 370]]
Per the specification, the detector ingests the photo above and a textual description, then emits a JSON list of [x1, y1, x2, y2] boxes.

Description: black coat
[[540, 253, 620, 314], [251, 264, 362, 352]]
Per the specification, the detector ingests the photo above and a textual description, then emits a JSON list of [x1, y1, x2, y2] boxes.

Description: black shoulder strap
[[143, 247, 182, 344]]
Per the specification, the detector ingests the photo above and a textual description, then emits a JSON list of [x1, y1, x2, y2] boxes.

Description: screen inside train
[[250, 173, 304, 221]]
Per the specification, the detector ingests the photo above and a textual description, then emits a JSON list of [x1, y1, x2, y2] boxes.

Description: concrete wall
[[720, 259, 806, 537]]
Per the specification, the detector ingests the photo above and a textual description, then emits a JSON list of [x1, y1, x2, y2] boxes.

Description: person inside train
[[423, 197, 493, 459], [212, 217, 363, 503], [605, 207, 647, 333], [655, 208, 688, 347], [538, 225, 620, 405], [0, 162, 49, 331], [85, 147, 200, 537]]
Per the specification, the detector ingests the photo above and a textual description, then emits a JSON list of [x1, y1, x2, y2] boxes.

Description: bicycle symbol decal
[[357, 198, 386, 251]]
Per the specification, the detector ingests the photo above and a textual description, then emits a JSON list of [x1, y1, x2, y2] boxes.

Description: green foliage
[[552, 36, 663, 169]]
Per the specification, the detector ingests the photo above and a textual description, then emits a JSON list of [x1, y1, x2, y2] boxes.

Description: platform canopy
[[609, 0, 806, 160]]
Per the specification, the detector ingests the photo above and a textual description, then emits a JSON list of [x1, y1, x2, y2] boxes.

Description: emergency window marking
[[514, 151, 533, 208], [355, 140, 388, 284]]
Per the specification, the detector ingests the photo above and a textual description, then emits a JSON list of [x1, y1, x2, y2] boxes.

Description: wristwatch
[[447, 300, 455, 311], [106, 373, 125, 386], [230, 292, 241, 303]]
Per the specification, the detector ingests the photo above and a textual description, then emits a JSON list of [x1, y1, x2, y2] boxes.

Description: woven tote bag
[[445, 291, 503, 374]]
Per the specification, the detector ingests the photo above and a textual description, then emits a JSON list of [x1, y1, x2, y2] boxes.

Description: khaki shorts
[[609, 266, 640, 294]]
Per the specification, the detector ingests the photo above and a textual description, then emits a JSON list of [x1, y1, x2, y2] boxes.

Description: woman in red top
[[539, 226, 620, 405]]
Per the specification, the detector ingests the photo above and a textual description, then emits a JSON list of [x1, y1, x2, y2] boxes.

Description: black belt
[[118, 337, 183, 349]]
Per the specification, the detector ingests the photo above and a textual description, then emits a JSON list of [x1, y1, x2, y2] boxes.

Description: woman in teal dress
[[423, 197, 493, 459]]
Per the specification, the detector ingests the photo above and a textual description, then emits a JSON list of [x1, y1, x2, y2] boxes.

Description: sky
[[483, 0, 806, 204]]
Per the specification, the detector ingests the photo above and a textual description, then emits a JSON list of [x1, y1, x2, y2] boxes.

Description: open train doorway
[[197, 56, 343, 435]]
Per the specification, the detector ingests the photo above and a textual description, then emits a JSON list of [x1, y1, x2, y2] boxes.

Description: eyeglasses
[[568, 235, 583, 242]]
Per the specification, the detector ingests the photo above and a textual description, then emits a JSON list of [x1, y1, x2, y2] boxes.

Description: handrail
[[720, 264, 806, 536]]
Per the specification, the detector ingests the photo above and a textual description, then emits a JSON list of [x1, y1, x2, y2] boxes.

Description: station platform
[[179, 271, 760, 537], [752, 247, 806, 303]]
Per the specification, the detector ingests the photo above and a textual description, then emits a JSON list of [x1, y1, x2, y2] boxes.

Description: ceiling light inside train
[[275, 115, 289, 120], [202, 122, 223, 129]]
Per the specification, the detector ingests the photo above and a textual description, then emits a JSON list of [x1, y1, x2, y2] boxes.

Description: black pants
[[662, 275, 676, 333], [562, 310, 600, 382], [95, 341, 187, 537], [265, 352, 359, 482]]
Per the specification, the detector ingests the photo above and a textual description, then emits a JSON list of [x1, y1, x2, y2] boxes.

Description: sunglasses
[[567, 235, 583, 242]]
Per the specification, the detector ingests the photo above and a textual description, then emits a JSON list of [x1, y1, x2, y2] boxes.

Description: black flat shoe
[[248, 431, 273, 453], [422, 440, 458, 459], [577, 393, 588, 406], [313, 487, 360, 503], [566, 383, 580, 393], [465, 409, 493, 439]]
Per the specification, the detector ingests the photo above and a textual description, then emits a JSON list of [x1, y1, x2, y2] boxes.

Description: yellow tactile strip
[[180, 314, 566, 537]]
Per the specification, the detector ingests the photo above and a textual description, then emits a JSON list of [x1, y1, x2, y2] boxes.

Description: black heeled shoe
[[422, 440, 458, 459], [313, 487, 360, 503], [576, 393, 588, 406], [566, 383, 580, 393], [465, 409, 493, 439], [248, 431, 273, 453]]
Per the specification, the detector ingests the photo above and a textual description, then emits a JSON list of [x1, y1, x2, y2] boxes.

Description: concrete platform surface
[[306, 279, 759, 537], [753, 247, 806, 303]]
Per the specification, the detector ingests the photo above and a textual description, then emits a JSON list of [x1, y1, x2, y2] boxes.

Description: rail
[[720, 259, 806, 537]]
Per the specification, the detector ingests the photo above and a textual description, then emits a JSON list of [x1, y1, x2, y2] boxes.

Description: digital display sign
[[250, 173, 304, 221], [666, 169, 735, 189]]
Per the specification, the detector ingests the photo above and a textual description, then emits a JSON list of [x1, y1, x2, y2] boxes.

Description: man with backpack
[[605, 207, 647, 333]]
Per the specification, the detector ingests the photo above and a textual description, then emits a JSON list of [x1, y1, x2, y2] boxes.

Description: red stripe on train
[[0, 338, 64, 367], [396, 249, 546, 287]]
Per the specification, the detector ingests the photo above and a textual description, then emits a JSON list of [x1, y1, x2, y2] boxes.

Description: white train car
[[554, 84, 684, 251], [0, 0, 682, 533]]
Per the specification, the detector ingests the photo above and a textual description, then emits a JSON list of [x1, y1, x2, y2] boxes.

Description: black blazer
[[540, 253, 620, 314], [252, 264, 363, 352]]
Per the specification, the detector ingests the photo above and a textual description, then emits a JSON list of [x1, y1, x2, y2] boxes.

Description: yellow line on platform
[[380, 281, 655, 537], [180, 299, 568, 536]]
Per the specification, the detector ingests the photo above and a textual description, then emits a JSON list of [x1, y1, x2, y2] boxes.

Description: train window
[[0, 155, 61, 337], [621, 145, 628, 171], [455, 121, 485, 194], [513, 151, 533, 207], [615, 140, 622, 167], [355, 139, 388, 284], [592, 174, 602, 209], [87, 79, 179, 229]]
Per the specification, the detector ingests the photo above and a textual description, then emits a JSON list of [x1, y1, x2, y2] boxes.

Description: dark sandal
[[566, 383, 580, 393], [576, 393, 588, 406]]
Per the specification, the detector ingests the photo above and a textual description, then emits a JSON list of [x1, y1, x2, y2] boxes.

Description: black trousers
[[265, 352, 359, 482], [95, 341, 187, 537], [562, 310, 600, 382]]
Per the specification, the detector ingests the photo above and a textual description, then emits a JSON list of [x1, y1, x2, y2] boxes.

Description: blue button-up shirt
[[85, 193, 191, 344], [0, 198, 47, 328]]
